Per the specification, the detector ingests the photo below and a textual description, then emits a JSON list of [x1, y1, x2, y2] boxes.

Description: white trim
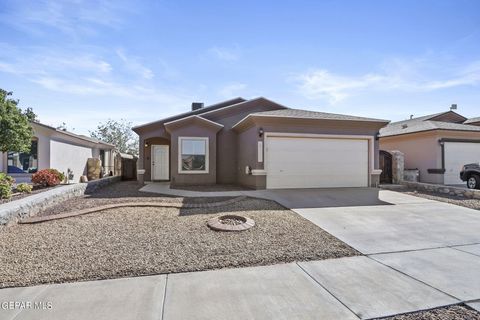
[[251, 169, 267, 176], [164, 115, 224, 128], [151, 145, 169, 180], [257, 141, 263, 163], [178, 137, 209, 174], [264, 132, 374, 187]]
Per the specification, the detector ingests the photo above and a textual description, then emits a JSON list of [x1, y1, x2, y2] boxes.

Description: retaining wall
[[401, 181, 480, 199], [0, 176, 120, 225]]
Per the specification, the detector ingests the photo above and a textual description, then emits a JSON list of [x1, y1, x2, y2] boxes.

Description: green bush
[[0, 183, 12, 199], [46, 169, 65, 183], [16, 183, 33, 193], [0, 173, 15, 185]]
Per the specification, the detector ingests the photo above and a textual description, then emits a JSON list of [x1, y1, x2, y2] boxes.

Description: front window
[[179, 137, 208, 173], [7, 138, 38, 174]]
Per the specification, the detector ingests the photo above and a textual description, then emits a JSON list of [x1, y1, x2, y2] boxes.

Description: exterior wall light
[[258, 128, 264, 137]]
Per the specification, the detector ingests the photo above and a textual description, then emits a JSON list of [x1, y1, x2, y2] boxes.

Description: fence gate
[[379, 150, 393, 184]]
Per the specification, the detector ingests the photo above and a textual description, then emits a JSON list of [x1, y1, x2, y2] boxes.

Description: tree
[[23, 107, 39, 122], [90, 119, 138, 155], [0, 89, 33, 153]]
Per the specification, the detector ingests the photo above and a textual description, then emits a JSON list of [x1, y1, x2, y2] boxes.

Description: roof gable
[[132, 97, 246, 132], [164, 115, 224, 133]]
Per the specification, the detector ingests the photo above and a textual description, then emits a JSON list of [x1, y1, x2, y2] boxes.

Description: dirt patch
[[36, 181, 234, 217], [0, 197, 358, 288], [377, 304, 480, 320]]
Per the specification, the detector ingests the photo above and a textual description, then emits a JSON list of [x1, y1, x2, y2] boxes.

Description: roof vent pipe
[[191, 102, 204, 111], [410, 115, 414, 119], [450, 104, 457, 110]]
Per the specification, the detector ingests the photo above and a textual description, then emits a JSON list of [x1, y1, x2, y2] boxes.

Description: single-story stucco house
[[133, 97, 389, 189], [379, 110, 480, 185], [0, 122, 116, 183]]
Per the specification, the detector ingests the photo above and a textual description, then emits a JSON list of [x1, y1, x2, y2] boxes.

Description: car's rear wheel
[[467, 174, 480, 189]]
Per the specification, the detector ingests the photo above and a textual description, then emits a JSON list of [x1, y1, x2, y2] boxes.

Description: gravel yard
[[0, 196, 358, 288], [401, 189, 480, 211], [37, 181, 234, 217], [378, 304, 480, 320]]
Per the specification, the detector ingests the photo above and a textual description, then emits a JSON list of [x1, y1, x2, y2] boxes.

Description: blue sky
[[0, 0, 479, 134]]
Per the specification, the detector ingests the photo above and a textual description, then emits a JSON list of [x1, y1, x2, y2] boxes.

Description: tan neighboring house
[[379, 111, 480, 185], [133, 97, 389, 189], [0, 122, 116, 183]]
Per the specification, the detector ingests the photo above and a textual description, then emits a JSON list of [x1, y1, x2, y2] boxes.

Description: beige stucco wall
[[50, 139, 93, 181], [380, 130, 480, 184], [380, 131, 442, 184]]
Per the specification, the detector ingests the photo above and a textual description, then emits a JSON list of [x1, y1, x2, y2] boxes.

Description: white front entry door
[[265, 136, 369, 189], [151, 145, 169, 180], [444, 142, 480, 185]]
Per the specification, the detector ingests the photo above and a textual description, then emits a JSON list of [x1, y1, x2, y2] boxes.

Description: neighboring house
[[464, 117, 480, 126], [133, 97, 389, 189], [0, 122, 116, 183], [379, 110, 480, 185]]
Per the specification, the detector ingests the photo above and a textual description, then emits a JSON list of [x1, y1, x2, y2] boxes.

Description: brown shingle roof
[[250, 108, 389, 123], [380, 119, 480, 137]]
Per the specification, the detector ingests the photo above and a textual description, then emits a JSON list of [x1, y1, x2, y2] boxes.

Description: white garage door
[[265, 136, 369, 189], [444, 142, 480, 185]]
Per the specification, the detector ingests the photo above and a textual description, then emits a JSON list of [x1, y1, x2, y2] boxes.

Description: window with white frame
[[179, 137, 208, 173]]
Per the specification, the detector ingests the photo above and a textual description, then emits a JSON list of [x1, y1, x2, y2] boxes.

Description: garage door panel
[[444, 142, 480, 185], [266, 136, 369, 189]]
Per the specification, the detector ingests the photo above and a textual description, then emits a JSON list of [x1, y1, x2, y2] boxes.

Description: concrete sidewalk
[[1, 254, 476, 320]]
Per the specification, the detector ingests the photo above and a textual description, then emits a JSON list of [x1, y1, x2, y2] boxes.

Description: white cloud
[[296, 58, 480, 103], [0, 0, 131, 36], [208, 46, 240, 61], [218, 83, 247, 98], [116, 49, 154, 79]]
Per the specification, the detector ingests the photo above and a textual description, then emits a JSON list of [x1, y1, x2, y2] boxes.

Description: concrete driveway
[[291, 189, 480, 254]]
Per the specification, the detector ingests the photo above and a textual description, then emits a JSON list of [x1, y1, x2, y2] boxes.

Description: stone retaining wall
[[401, 181, 480, 199], [0, 176, 121, 225]]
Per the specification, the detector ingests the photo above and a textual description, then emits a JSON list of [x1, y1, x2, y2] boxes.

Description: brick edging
[[19, 196, 247, 224]]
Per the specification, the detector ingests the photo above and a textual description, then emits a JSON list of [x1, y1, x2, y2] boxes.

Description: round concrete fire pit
[[207, 215, 255, 232]]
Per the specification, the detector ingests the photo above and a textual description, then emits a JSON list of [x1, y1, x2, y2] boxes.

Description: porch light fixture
[[144, 142, 149, 148], [258, 128, 264, 137]]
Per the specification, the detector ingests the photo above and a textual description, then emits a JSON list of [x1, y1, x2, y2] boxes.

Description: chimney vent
[[450, 104, 457, 110], [191, 102, 204, 111], [410, 114, 414, 119]]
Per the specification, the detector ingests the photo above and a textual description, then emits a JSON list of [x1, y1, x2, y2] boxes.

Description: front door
[[151, 145, 169, 180]]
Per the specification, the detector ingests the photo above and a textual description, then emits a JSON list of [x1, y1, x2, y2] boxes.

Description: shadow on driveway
[[262, 187, 393, 209]]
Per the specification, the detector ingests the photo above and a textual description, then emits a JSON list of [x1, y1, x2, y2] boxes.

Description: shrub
[[46, 169, 65, 183], [16, 183, 33, 193], [0, 183, 12, 199], [32, 169, 61, 187], [0, 172, 15, 185]]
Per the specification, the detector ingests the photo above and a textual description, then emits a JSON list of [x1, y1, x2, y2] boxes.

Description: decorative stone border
[[0, 176, 121, 225], [207, 214, 255, 232], [400, 181, 480, 199], [19, 196, 247, 224]]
